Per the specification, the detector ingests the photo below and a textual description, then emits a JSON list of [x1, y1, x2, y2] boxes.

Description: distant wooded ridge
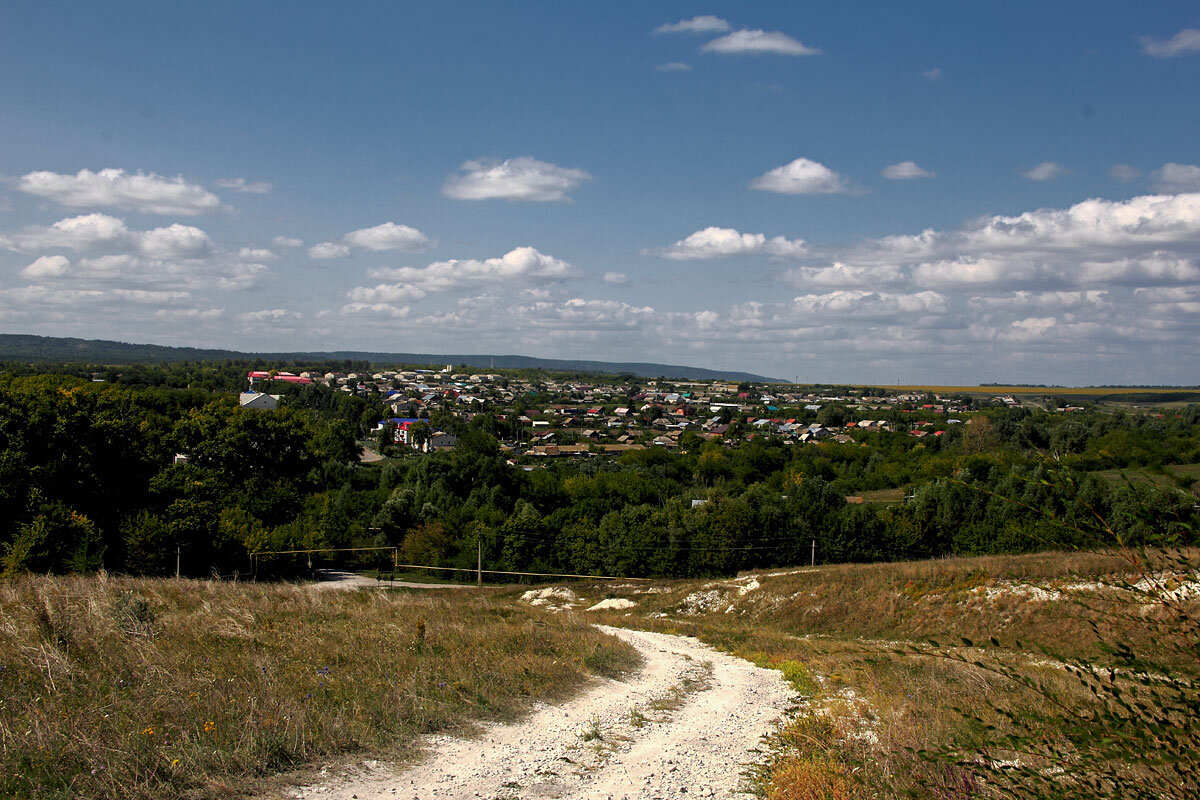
[[0, 333, 779, 383]]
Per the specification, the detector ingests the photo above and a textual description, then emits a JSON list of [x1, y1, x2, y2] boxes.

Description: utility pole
[[477, 539, 482, 587], [811, 539, 815, 567]]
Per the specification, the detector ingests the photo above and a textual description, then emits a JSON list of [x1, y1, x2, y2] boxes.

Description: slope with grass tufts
[[0, 574, 638, 800], [576, 547, 1200, 798]]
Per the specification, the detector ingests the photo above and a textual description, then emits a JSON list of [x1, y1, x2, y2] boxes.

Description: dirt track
[[307, 569, 466, 591], [284, 626, 797, 800]]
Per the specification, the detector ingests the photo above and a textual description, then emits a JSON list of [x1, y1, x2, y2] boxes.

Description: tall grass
[[0, 574, 639, 799]]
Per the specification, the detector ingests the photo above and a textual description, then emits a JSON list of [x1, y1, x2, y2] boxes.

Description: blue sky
[[1, 2, 1198, 384]]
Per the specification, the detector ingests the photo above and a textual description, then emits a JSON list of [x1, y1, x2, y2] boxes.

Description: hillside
[[0, 333, 778, 382], [534, 547, 1200, 799]]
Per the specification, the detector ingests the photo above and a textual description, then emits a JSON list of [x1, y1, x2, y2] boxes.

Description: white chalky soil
[[284, 626, 798, 800]]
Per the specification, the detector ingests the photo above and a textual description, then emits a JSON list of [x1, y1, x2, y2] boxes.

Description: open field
[[848, 384, 1200, 401], [1090, 463, 1200, 496], [857, 487, 906, 505], [0, 575, 639, 800]]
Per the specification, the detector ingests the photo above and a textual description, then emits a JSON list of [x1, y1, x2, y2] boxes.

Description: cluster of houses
[[238, 367, 1002, 457]]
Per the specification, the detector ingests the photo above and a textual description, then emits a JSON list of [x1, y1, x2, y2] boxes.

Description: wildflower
[[187, 691, 199, 701], [171, 758, 180, 767], [142, 727, 154, 736], [203, 720, 216, 733]]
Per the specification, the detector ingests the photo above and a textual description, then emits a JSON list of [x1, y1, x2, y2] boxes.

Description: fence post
[[176, 544, 181, 579], [811, 539, 815, 567], [477, 539, 482, 587]]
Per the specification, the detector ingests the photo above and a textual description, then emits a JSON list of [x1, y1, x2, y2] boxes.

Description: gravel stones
[[286, 626, 798, 800]]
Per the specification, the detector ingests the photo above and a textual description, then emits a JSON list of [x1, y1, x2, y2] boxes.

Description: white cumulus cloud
[[701, 30, 821, 56], [345, 283, 428, 303], [1139, 28, 1200, 58], [654, 15, 730, 35], [10, 213, 131, 251], [789, 192, 1200, 293], [22, 255, 70, 278], [309, 242, 351, 259], [655, 62, 693, 72], [2, 213, 268, 292], [341, 302, 411, 318], [343, 221, 430, 252], [968, 290, 1110, 311], [782, 262, 908, 289], [1002, 316, 1058, 341], [651, 226, 806, 260], [308, 222, 431, 259], [214, 177, 273, 194], [364, 246, 577, 293], [751, 158, 854, 195], [138, 223, 215, 259], [789, 290, 948, 317], [238, 247, 277, 261], [240, 308, 301, 322], [602, 271, 631, 286], [8, 214, 213, 259], [273, 236, 303, 248], [1150, 163, 1200, 194], [443, 157, 591, 202], [17, 168, 222, 215], [1021, 162, 1068, 181], [881, 161, 935, 180]]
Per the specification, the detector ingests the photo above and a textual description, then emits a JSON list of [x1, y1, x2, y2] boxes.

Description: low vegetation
[[578, 545, 1200, 799], [0, 575, 639, 800]]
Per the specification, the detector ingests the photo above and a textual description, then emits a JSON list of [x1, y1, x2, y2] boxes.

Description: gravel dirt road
[[307, 570, 466, 591], [284, 626, 797, 800]]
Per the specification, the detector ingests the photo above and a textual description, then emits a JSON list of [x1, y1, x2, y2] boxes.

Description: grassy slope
[[0, 575, 639, 800], [7, 551, 1194, 799], [575, 549, 1199, 798]]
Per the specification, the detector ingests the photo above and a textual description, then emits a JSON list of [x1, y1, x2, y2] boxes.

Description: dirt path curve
[[284, 626, 798, 800], [307, 569, 466, 591]]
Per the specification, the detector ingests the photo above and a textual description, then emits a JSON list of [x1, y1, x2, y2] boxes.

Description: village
[[236, 366, 1018, 458]]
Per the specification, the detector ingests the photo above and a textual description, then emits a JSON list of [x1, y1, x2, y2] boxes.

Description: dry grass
[[0, 574, 639, 800], [586, 550, 1178, 660], [857, 488, 906, 505], [576, 547, 1200, 799]]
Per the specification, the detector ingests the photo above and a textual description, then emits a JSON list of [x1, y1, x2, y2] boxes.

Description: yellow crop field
[[855, 385, 1200, 397]]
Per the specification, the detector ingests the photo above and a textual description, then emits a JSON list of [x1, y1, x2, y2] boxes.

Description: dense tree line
[[1, 371, 1197, 580], [0, 375, 361, 576]]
